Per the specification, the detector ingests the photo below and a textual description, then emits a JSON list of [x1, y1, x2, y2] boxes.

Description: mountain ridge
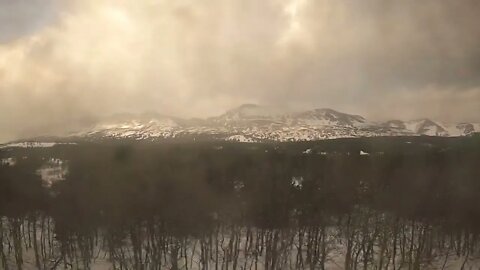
[[4, 104, 480, 144]]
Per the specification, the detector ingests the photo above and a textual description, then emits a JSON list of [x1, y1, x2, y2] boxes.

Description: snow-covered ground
[[0, 142, 76, 149], [1, 218, 479, 270], [226, 134, 258, 143]]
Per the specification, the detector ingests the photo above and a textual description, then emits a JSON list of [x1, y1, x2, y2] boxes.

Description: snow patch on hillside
[[1, 157, 16, 166], [36, 158, 68, 188], [0, 142, 76, 149], [226, 135, 257, 143]]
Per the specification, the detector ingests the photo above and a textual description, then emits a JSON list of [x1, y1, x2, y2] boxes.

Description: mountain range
[[56, 104, 479, 143]]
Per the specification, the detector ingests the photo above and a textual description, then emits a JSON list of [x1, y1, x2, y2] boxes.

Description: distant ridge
[[5, 104, 480, 143]]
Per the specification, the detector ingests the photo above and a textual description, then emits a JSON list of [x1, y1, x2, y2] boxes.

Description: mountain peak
[[294, 108, 366, 126], [215, 104, 284, 123], [237, 103, 260, 109]]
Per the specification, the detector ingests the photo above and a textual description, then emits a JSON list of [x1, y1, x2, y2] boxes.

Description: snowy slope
[[66, 105, 480, 142], [3, 105, 479, 145]]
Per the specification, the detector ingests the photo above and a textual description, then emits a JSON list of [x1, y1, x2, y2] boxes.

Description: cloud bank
[[1, 0, 480, 142]]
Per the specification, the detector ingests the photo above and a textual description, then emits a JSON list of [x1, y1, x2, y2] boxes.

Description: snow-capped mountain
[[59, 104, 478, 142]]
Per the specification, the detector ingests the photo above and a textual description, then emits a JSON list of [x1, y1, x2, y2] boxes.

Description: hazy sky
[[1, 0, 480, 142]]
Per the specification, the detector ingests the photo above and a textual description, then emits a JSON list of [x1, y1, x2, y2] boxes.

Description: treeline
[[1, 136, 479, 227]]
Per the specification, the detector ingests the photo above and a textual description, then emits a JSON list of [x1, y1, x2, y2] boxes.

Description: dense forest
[[1, 135, 480, 269]]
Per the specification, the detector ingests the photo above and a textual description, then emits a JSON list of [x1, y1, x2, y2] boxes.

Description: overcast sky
[[1, 0, 480, 142]]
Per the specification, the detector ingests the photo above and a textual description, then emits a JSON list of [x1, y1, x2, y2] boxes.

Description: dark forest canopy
[[1, 135, 480, 226]]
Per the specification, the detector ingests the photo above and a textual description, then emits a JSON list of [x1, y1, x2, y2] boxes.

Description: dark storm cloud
[[0, 0, 479, 142], [226, 0, 480, 119]]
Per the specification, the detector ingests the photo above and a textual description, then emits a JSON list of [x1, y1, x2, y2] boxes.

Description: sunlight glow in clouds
[[285, 0, 304, 29], [279, 0, 308, 45]]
